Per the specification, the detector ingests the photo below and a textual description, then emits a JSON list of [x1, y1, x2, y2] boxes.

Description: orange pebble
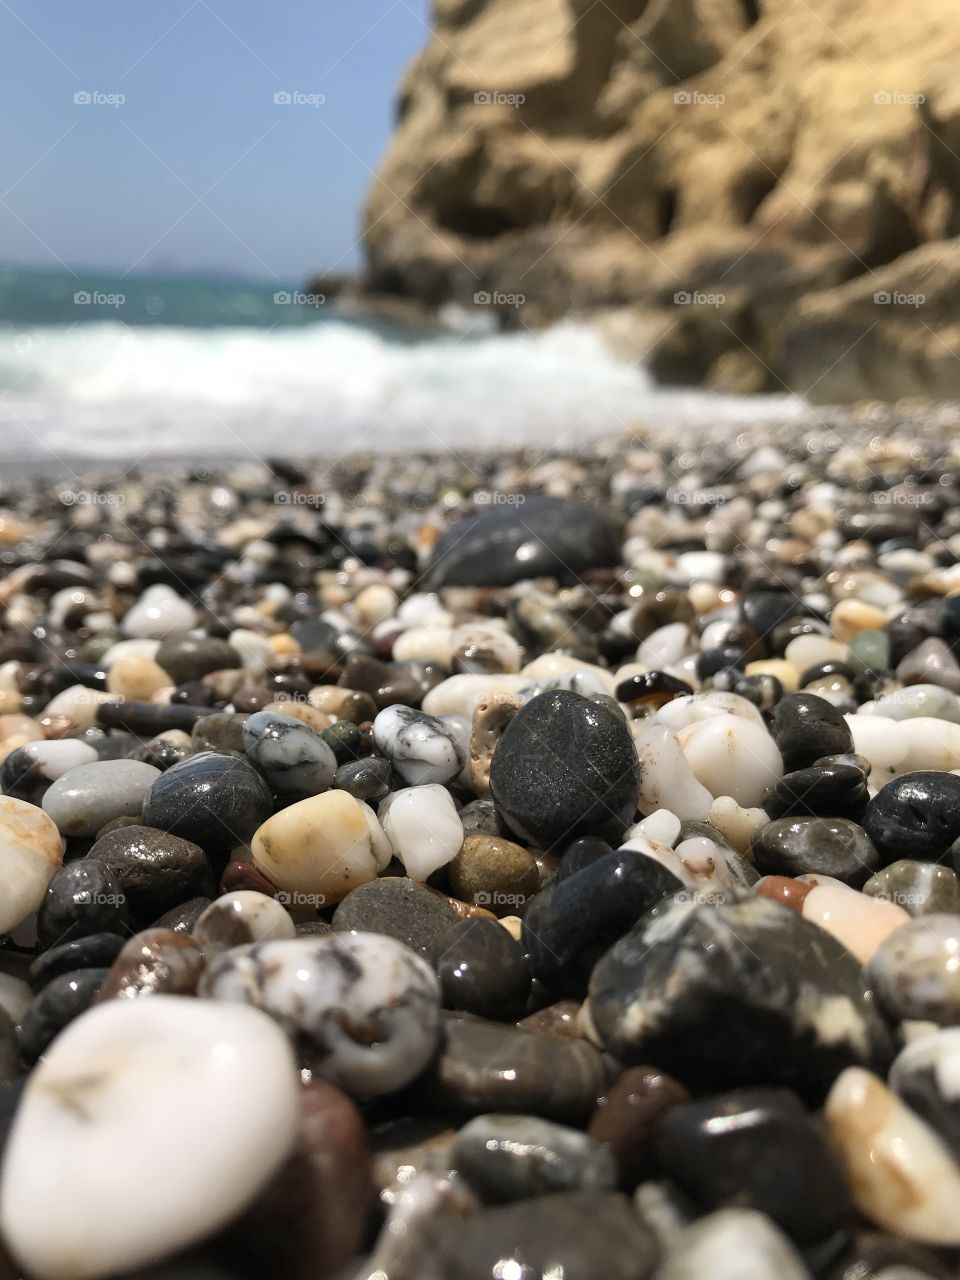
[[756, 875, 813, 913]]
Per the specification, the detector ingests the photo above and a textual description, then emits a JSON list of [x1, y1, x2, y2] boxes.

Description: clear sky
[[0, 0, 432, 281]]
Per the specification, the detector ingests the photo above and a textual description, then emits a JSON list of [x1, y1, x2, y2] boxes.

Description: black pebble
[[863, 771, 960, 865], [436, 918, 531, 1019], [28, 932, 126, 989], [772, 692, 854, 772], [19, 968, 110, 1064], [142, 751, 273, 854], [37, 859, 130, 948], [89, 824, 214, 924]]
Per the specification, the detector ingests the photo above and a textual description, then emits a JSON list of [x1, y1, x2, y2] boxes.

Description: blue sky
[[0, 0, 432, 280]]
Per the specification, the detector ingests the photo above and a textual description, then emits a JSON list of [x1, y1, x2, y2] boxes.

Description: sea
[[0, 266, 809, 467]]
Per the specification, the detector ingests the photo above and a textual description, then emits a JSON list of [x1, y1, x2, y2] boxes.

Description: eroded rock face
[[363, 0, 960, 400]]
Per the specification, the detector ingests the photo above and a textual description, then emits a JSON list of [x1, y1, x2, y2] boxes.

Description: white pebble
[[379, 784, 464, 881], [678, 714, 783, 808], [122, 585, 197, 639], [0, 795, 63, 935]]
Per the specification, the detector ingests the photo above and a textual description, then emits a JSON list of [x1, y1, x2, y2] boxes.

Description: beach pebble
[[587, 1065, 688, 1186], [863, 859, 960, 916], [863, 770, 960, 864], [199, 933, 441, 1096], [378, 783, 463, 881], [452, 1113, 617, 1202], [447, 833, 539, 915], [19, 967, 109, 1064], [588, 892, 894, 1095], [889, 1029, 960, 1159], [332, 755, 392, 802], [40, 759, 160, 837], [634, 723, 713, 820], [825, 1066, 960, 1246], [332, 876, 458, 959], [752, 816, 878, 886], [42, 685, 114, 728], [36, 858, 129, 948], [800, 881, 909, 964], [452, 622, 522, 674], [0, 738, 98, 803], [242, 710, 337, 800], [656, 1208, 812, 1280], [28, 932, 125, 989], [154, 634, 240, 684], [94, 929, 205, 1001], [677, 714, 783, 808], [490, 690, 638, 847], [435, 918, 531, 1018], [88, 824, 213, 922], [469, 691, 521, 796], [868, 914, 960, 1025], [191, 889, 295, 956], [106, 654, 171, 701], [0, 794, 63, 935], [143, 751, 273, 854], [123, 585, 197, 639], [0, 995, 299, 1279], [773, 692, 854, 771], [372, 704, 464, 785], [251, 789, 389, 903]]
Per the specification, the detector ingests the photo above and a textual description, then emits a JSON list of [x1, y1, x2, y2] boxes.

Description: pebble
[[889, 1029, 960, 1160], [38, 757, 159, 837], [863, 770, 960, 864], [378, 783, 463, 881], [654, 1087, 850, 1243], [588, 1065, 689, 1186], [588, 892, 894, 1096], [106, 654, 172, 701], [122, 585, 197, 638], [27, 932, 126, 989], [446, 833, 539, 914], [242, 710, 337, 800], [152, 894, 211, 933], [191, 710, 247, 755], [154, 634, 240, 684], [773, 692, 855, 771], [332, 876, 458, 959], [868, 914, 960, 1024], [863, 859, 960, 916], [752, 816, 879, 886], [191, 890, 296, 956], [332, 755, 392, 802], [95, 929, 205, 1000], [435, 918, 531, 1018], [490, 690, 638, 847], [763, 756, 869, 821], [468, 691, 521, 796], [678, 713, 783, 808], [36, 858, 130, 948], [0, 738, 98, 804], [634, 723, 713, 820], [370, 704, 464, 786], [19, 967, 109, 1063], [143, 751, 273, 854], [0, 996, 299, 1279], [800, 881, 909, 963], [89, 824, 214, 923], [199, 933, 441, 1096], [825, 1066, 960, 1246], [451, 1113, 617, 1202], [656, 1208, 812, 1280], [251, 789, 390, 903], [0, 795, 63, 936]]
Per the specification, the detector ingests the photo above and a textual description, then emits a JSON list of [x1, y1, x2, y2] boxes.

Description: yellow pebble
[[268, 633, 301, 657], [0, 689, 22, 715], [831, 599, 887, 644], [107, 655, 172, 701], [745, 659, 799, 692], [262, 700, 334, 733], [498, 915, 523, 941]]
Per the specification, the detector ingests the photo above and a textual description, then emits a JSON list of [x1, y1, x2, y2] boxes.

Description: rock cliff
[[363, 0, 960, 401]]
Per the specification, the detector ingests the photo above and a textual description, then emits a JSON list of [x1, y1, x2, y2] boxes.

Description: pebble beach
[[0, 411, 959, 1279]]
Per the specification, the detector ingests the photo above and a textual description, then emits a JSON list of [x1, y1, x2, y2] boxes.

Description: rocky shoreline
[[0, 420, 959, 1277]]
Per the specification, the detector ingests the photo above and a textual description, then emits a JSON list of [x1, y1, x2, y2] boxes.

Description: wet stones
[[867, 914, 960, 1025], [372, 704, 464, 785], [772, 692, 854, 772], [95, 929, 205, 1001], [653, 1087, 850, 1243], [447, 834, 539, 914], [332, 876, 458, 960], [378, 784, 463, 881], [656, 1209, 811, 1280], [863, 859, 960, 916], [588, 892, 895, 1097], [862, 771, 960, 864], [435, 918, 531, 1018], [191, 890, 295, 957], [0, 795, 63, 936], [36, 858, 129, 948], [39, 758, 159, 837], [751, 817, 879, 886], [89, 825, 214, 923], [27, 932, 125, 989], [588, 1065, 689, 1187], [199, 933, 441, 1096], [489, 690, 639, 848], [889, 1029, 960, 1160], [154, 634, 240, 684], [0, 738, 98, 804], [451, 1114, 617, 1202], [142, 751, 273, 855], [19, 968, 109, 1064], [242, 710, 337, 801]]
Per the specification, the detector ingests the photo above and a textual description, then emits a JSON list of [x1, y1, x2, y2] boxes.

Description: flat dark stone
[[332, 877, 458, 961], [752, 817, 879, 886], [36, 859, 130, 948], [772, 693, 854, 773], [142, 751, 273, 855], [19, 968, 109, 1064], [436, 918, 531, 1019], [89, 825, 215, 923], [863, 770, 960, 865], [27, 932, 126, 990]]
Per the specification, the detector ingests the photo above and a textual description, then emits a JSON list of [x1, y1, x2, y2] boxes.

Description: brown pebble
[[587, 1065, 689, 1187], [448, 834, 540, 916], [95, 928, 204, 1001], [220, 858, 279, 896], [38, 714, 77, 739], [469, 692, 521, 796], [756, 875, 813, 913], [232, 686, 275, 714], [519, 1000, 584, 1039]]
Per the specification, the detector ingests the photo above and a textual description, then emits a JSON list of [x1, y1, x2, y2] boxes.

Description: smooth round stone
[[0, 996, 299, 1280], [863, 860, 960, 917], [825, 1066, 960, 1246], [152, 895, 211, 934], [678, 714, 783, 808], [425, 495, 619, 588], [800, 883, 909, 965], [420, 1014, 611, 1121], [199, 933, 441, 1096], [143, 751, 273, 855], [522, 849, 683, 992], [635, 722, 713, 821], [332, 756, 392, 803], [656, 1208, 811, 1280], [435, 918, 531, 1018], [868, 914, 960, 1025], [898, 637, 960, 692], [333, 877, 458, 960], [378, 784, 463, 882], [36, 859, 130, 948], [320, 719, 362, 765], [0, 795, 63, 936], [762, 759, 869, 822], [654, 1087, 849, 1243], [588, 1065, 688, 1187], [122, 586, 196, 640], [242, 711, 337, 801], [154, 635, 240, 684], [192, 890, 295, 956], [28, 933, 125, 990], [847, 627, 891, 676], [19, 968, 109, 1063], [866, 684, 960, 723], [251, 789, 390, 904], [773, 692, 854, 773], [752, 817, 879, 887], [459, 797, 508, 838], [452, 1113, 617, 1202], [889, 1029, 960, 1160], [371, 704, 464, 785], [0, 738, 98, 803], [106, 654, 171, 702], [589, 892, 894, 1097], [863, 771, 960, 865], [447, 834, 539, 915], [89, 825, 214, 923], [490, 690, 638, 848], [95, 929, 204, 1000], [191, 712, 248, 756]]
